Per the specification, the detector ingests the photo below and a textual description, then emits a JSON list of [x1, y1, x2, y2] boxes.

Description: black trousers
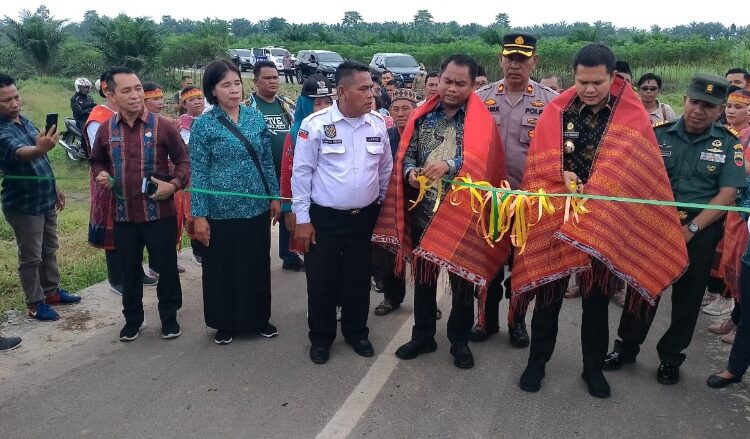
[[105, 249, 122, 285], [614, 221, 721, 366], [484, 251, 525, 330], [410, 226, 475, 347], [284, 69, 294, 83], [728, 263, 750, 376], [306, 203, 379, 347], [114, 217, 182, 326], [191, 239, 206, 259], [373, 245, 406, 306], [527, 277, 609, 369]]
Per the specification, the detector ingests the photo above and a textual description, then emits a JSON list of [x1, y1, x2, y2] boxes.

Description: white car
[[252, 47, 295, 72]]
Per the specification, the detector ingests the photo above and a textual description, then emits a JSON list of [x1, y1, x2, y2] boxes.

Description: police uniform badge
[[707, 165, 717, 172], [734, 144, 743, 151], [496, 83, 505, 94], [484, 99, 496, 106], [323, 124, 337, 139], [530, 100, 545, 108], [712, 139, 723, 148]]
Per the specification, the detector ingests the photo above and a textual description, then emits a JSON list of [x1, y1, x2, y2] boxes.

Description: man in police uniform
[[473, 33, 558, 347], [604, 74, 746, 385], [293, 60, 393, 365]]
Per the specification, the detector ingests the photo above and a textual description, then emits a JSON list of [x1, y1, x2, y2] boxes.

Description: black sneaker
[[215, 330, 233, 345], [258, 322, 279, 338], [119, 322, 144, 342], [282, 258, 305, 272], [0, 336, 22, 352], [161, 320, 182, 340], [142, 273, 158, 286]]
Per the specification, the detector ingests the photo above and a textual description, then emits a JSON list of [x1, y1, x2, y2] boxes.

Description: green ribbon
[[1, 173, 748, 213]]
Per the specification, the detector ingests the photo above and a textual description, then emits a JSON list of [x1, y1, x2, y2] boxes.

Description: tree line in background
[[2, 6, 749, 90]]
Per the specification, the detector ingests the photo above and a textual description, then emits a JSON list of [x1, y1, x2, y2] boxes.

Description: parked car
[[294, 50, 345, 84], [247, 47, 295, 73], [228, 49, 254, 72], [369, 53, 420, 86]]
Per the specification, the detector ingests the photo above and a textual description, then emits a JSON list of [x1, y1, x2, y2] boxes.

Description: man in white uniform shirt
[[292, 60, 393, 365]]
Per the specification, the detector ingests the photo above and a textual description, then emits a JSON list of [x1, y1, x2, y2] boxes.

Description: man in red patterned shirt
[[90, 67, 190, 342]]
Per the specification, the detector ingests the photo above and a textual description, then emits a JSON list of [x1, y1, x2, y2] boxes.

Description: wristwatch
[[688, 222, 700, 233]]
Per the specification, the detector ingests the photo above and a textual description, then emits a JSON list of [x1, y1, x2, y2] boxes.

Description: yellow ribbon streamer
[[408, 175, 443, 213]]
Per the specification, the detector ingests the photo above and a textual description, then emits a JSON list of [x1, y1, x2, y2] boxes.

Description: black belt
[[311, 202, 378, 216]]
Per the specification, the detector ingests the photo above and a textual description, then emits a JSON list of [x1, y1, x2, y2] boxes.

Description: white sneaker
[[701, 292, 718, 307], [702, 296, 734, 316], [336, 306, 342, 322]]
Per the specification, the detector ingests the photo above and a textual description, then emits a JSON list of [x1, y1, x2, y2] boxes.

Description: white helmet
[[75, 77, 92, 92]]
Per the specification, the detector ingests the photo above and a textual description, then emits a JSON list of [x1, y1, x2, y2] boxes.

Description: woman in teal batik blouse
[[190, 60, 281, 345]]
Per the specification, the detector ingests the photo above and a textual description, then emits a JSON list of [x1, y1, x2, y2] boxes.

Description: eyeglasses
[[639, 86, 658, 92]]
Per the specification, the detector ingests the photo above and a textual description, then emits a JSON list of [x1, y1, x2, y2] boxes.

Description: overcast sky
[[6, 1, 747, 29]]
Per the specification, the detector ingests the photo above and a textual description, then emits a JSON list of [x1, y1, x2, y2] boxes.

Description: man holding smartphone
[[90, 67, 190, 342], [0, 73, 81, 322]]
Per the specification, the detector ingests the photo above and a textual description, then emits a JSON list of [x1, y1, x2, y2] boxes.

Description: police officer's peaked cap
[[501, 33, 537, 57]]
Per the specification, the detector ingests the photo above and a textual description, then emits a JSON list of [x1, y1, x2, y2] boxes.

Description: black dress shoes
[[602, 350, 636, 370], [581, 368, 611, 398], [450, 345, 474, 369], [706, 373, 742, 388], [519, 364, 546, 392], [395, 339, 438, 360], [469, 325, 499, 342], [347, 339, 375, 357], [657, 362, 680, 385], [509, 322, 530, 348], [310, 346, 330, 364]]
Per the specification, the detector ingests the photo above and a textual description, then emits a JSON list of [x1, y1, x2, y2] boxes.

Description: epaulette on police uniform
[[652, 119, 676, 129], [476, 83, 494, 94]]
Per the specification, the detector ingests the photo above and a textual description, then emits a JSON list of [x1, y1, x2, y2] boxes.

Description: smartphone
[[45, 113, 58, 134], [142, 178, 158, 196]]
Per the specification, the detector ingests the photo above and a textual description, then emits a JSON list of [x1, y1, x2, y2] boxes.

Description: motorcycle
[[58, 118, 86, 161]]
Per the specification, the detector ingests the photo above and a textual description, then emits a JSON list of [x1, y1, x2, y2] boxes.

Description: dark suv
[[228, 49, 254, 72], [369, 53, 420, 86], [294, 50, 345, 84]]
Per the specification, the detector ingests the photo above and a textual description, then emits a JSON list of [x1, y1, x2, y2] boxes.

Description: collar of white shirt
[[330, 101, 374, 128]]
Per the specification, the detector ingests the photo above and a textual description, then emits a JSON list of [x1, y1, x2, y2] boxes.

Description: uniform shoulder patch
[[725, 125, 741, 139], [652, 119, 675, 129], [476, 82, 495, 94]]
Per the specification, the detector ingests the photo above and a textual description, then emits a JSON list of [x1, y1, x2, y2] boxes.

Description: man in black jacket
[[70, 78, 96, 129]]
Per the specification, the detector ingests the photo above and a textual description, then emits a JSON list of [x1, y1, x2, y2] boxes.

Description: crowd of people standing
[[2, 33, 750, 401]]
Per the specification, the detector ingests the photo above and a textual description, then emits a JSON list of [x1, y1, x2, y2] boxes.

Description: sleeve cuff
[[296, 211, 311, 224]]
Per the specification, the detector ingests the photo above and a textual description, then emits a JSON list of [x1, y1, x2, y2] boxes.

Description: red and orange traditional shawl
[[85, 105, 116, 250], [373, 93, 511, 298], [511, 77, 688, 306]]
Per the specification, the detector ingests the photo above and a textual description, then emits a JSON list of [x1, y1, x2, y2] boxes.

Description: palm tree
[[90, 14, 162, 73], [2, 7, 67, 75]]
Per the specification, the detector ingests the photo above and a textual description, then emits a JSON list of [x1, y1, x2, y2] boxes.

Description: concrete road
[[1, 231, 748, 438]]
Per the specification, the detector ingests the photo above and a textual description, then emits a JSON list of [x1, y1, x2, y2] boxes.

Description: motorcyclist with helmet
[[70, 78, 96, 129]]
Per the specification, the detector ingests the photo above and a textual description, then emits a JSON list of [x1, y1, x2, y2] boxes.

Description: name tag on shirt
[[700, 152, 726, 163], [366, 137, 381, 142], [322, 139, 343, 144]]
